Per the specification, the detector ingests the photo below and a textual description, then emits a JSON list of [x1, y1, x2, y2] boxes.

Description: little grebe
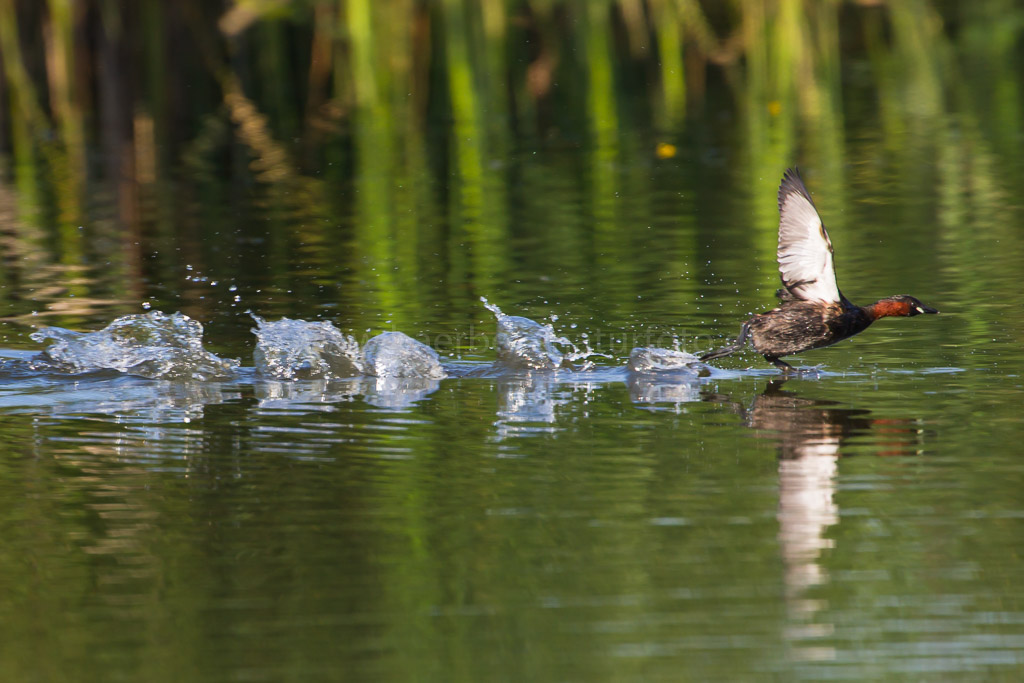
[[701, 168, 937, 372]]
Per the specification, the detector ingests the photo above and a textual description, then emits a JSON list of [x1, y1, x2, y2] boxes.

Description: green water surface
[[0, 2, 1023, 681]]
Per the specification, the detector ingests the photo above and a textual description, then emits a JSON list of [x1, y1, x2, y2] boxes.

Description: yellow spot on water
[[655, 142, 677, 159], [767, 100, 782, 116]]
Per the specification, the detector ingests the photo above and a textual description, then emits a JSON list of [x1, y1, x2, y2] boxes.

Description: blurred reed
[[0, 0, 1018, 328]]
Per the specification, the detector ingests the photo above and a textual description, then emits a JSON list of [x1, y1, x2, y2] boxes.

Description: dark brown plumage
[[701, 168, 938, 371]]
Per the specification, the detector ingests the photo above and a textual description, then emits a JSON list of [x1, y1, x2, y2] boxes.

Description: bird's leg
[[700, 322, 751, 362], [767, 356, 796, 373]]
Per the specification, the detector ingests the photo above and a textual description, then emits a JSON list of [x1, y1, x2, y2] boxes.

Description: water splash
[[252, 314, 362, 379], [362, 331, 446, 379], [251, 318, 445, 381], [481, 297, 606, 370], [30, 311, 238, 380], [627, 346, 702, 374], [626, 346, 707, 408]]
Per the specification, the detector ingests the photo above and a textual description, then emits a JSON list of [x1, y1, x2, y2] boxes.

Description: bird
[[700, 167, 938, 372]]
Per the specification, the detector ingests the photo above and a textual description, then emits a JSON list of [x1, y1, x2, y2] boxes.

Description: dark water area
[[1, 1, 1024, 681]]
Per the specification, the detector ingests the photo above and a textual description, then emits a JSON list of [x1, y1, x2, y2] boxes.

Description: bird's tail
[[700, 322, 751, 362]]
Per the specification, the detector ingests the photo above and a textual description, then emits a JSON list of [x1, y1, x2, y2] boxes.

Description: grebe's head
[[874, 295, 939, 318]]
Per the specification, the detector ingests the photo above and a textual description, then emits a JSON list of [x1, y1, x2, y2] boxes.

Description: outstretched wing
[[776, 168, 841, 304]]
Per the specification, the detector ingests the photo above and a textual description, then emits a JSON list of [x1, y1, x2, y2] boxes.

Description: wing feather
[[776, 168, 841, 304]]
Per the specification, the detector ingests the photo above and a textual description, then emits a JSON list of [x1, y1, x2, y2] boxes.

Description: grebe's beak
[[916, 305, 938, 314]]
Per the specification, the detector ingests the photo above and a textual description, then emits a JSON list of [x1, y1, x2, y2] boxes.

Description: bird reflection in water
[[487, 367, 926, 658], [710, 379, 923, 661]]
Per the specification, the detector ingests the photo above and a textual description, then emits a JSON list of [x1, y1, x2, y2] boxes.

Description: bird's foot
[[769, 358, 796, 372], [787, 365, 824, 377], [770, 358, 822, 377]]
